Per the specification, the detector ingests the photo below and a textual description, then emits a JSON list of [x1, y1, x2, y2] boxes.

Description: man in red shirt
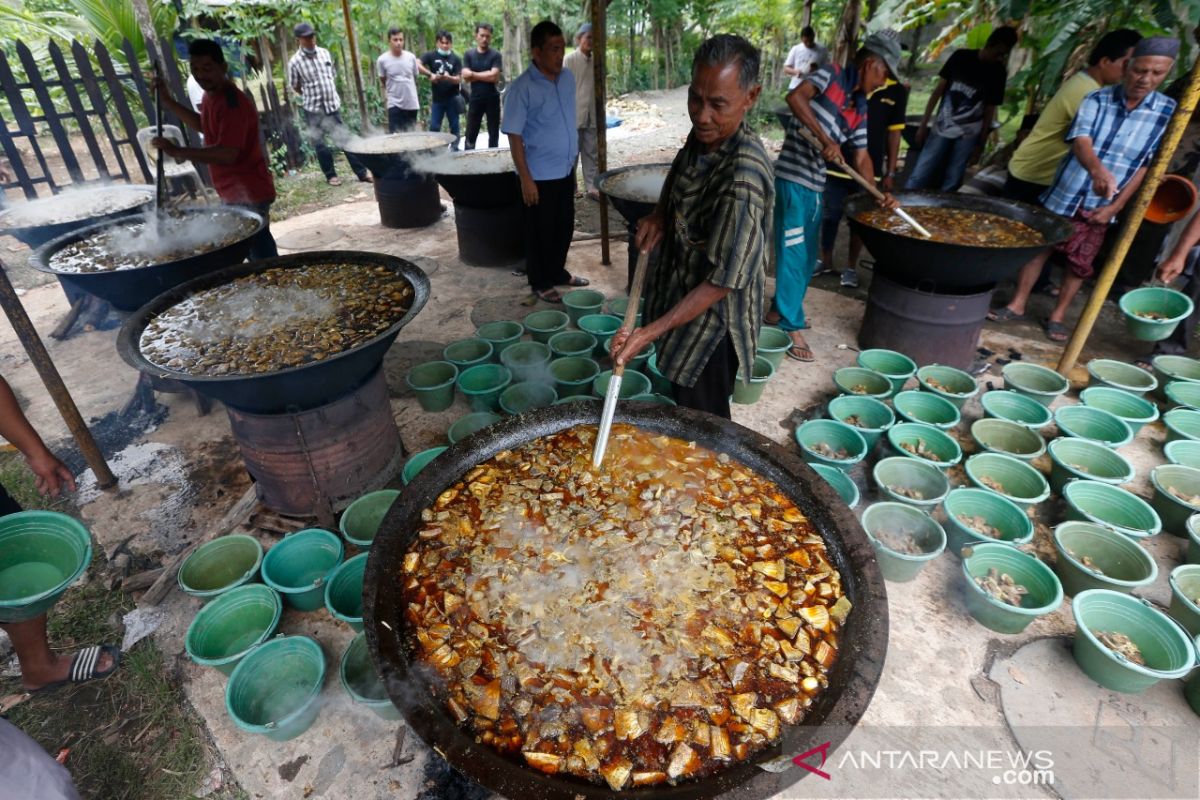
[[152, 39, 278, 259]]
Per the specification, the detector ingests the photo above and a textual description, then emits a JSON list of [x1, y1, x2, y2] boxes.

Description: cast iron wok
[[0, 183, 155, 249], [432, 150, 520, 209], [116, 250, 429, 414], [597, 163, 672, 227], [844, 191, 1073, 289], [364, 403, 889, 800], [344, 132, 456, 180]]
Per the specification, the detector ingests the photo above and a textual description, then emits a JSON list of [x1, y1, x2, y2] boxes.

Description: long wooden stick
[[153, 59, 165, 217]]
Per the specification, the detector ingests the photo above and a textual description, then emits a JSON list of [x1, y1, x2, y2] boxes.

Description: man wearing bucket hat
[[991, 37, 1179, 342], [769, 30, 899, 362]]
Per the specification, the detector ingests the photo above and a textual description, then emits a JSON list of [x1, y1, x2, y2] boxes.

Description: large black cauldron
[[431, 149, 523, 266], [0, 183, 155, 249], [364, 403, 889, 800], [597, 163, 671, 292], [116, 250, 429, 413]]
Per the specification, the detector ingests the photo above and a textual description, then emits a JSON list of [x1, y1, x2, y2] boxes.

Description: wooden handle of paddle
[[615, 249, 651, 378], [792, 124, 885, 201]]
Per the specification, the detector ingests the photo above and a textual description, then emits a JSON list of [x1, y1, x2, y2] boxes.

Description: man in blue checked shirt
[[991, 37, 1179, 342]]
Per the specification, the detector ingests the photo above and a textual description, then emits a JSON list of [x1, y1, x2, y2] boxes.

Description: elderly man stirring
[[610, 34, 773, 419]]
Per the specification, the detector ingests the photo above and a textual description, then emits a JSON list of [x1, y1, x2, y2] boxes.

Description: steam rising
[[408, 148, 514, 176], [602, 167, 669, 204], [0, 183, 154, 229], [342, 131, 455, 155]]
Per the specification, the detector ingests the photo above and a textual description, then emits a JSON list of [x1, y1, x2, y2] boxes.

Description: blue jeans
[[773, 178, 822, 331], [430, 100, 461, 144], [906, 130, 978, 191]]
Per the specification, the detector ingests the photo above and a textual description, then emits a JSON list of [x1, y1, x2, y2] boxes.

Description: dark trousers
[[387, 107, 418, 133], [0, 484, 20, 517], [672, 334, 736, 420], [430, 100, 461, 145], [820, 175, 859, 253], [233, 201, 279, 261], [464, 95, 500, 149], [1154, 245, 1200, 356], [522, 173, 574, 292], [303, 109, 366, 179]]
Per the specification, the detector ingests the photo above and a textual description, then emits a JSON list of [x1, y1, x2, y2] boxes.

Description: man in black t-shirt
[[907, 26, 1017, 191], [462, 22, 503, 149], [420, 30, 464, 149]]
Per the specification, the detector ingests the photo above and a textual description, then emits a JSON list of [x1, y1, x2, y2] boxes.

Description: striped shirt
[[287, 47, 342, 114], [776, 64, 869, 191], [1041, 84, 1176, 218], [646, 123, 774, 389]]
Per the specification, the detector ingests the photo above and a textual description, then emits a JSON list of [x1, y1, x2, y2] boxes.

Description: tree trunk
[[802, 0, 814, 29], [129, 0, 156, 46], [832, 0, 861, 67]]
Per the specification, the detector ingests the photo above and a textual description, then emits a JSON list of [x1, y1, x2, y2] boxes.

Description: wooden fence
[[0, 36, 302, 201]]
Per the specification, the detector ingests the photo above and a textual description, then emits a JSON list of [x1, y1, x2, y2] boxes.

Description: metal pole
[[340, 0, 369, 130], [0, 261, 116, 489], [1056, 54, 1200, 375], [593, 0, 611, 266]]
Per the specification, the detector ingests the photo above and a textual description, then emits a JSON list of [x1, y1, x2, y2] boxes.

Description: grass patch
[[271, 168, 371, 222], [0, 449, 72, 513]]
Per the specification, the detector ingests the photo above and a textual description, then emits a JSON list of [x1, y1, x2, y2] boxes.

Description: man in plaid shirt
[[288, 22, 370, 186], [991, 37, 1178, 341]]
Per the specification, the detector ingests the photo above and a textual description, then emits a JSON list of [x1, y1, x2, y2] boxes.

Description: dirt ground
[[1, 85, 1198, 799]]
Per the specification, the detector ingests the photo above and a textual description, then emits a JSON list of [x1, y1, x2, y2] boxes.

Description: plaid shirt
[[646, 123, 774, 388], [287, 47, 342, 114], [1041, 84, 1176, 218], [776, 63, 869, 191]]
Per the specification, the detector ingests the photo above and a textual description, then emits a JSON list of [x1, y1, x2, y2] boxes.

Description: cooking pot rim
[[0, 182, 156, 234]]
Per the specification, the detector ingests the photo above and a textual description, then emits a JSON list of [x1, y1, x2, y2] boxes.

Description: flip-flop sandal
[[1042, 319, 1069, 342], [27, 645, 121, 695], [988, 307, 1027, 322], [534, 289, 563, 304], [785, 344, 815, 362], [564, 276, 590, 287], [327, 176, 343, 187]]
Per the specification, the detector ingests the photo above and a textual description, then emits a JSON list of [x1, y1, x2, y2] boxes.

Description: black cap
[[294, 22, 315, 38]]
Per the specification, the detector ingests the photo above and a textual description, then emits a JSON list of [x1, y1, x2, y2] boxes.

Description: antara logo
[[792, 740, 833, 780]]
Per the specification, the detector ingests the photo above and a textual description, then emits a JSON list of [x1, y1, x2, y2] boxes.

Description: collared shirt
[[1041, 84, 1176, 218], [1008, 71, 1100, 186], [646, 123, 774, 389], [563, 49, 595, 129], [288, 47, 341, 114], [501, 64, 578, 181], [776, 63, 868, 192]]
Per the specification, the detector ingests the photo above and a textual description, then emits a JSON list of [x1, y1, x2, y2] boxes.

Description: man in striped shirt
[[772, 32, 899, 362], [990, 37, 1178, 342]]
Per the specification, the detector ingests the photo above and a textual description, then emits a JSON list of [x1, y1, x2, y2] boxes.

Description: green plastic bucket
[[548, 330, 597, 360], [961, 543, 1062, 633], [1150, 464, 1200, 537], [1186, 636, 1200, 716], [970, 418, 1046, 461], [1079, 386, 1159, 435], [499, 341, 552, 384], [964, 452, 1050, 509], [1190, 514, 1200, 564], [500, 381, 558, 415], [1071, 589, 1196, 693], [592, 370, 651, 400], [794, 419, 868, 471], [872, 456, 949, 510], [1086, 358, 1157, 395], [402, 447, 448, 485], [887, 422, 963, 469], [1165, 407, 1200, 443], [916, 364, 979, 409], [1047, 437, 1135, 494], [857, 348, 917, 395], [756, 326, 792, 370], [892, 390, 961, 430], [1062, 480, 1162, 539], [604, 337, 655, 373], [860, 502, 945, 582], [1002, 362, 1069, 407], [1054, 404, 1132, 449], [178, 534, 263, 601], [1052, 521, 1158, 597], [0, 513, 93, 621], [942, 487, 1034, 554], [629, 393, 677, 406], [549, 357, 601, 398], [1166, 439, 1200, 469], [1153, 355, 1200, 401], [324, 552, 367, 631], [1166, 379, 1200, 411], [340, 632, 400, 720], [562, 289, 604, 326], [577, 314, 623, 357], [261, 529, 344, 611], [810, 463, 860, 508], [1119, 286, 1194, 341], [185, 584, 282, 675], [475, 320, 524, 360], [606, 296, 644, 326], [442, 338, 493, 370], [979, 390, 1053, 429], [406, 360, 458, 412], [457, 363, 512, 412], [1169, 564, 1200, 636], [226, 635, 325, 741], [645, 353, 673, 395], [733, 355, 776, 405], [447, 411, 502, 444], [828, 394, 895, 448], [339, 489, 400, 548], [833, 366, 892, 401], [523, 309, 570, 344]]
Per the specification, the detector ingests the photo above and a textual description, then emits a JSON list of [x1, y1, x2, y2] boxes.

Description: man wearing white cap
[[565, 22, 601, 199]]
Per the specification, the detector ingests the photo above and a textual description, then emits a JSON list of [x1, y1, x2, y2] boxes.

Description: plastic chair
[[135, 124, 209, 201]]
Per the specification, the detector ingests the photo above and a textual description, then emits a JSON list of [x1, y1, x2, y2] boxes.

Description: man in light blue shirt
[[503, 19, 590, 304]]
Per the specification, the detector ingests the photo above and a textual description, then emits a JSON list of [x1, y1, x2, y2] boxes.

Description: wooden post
[[593, 0, 610, 266], [1057, 53, 1200, 375], [340, 0, 369, 129]]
